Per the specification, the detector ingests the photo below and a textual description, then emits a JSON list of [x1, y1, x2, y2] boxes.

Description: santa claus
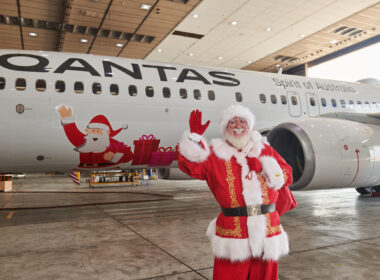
[[178, 105, 297, 280], [57, 105, 133, 168]]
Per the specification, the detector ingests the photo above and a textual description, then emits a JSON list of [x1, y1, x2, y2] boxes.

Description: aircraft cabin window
[[235, 92, 242, 102], [194, 89, 201, 100], [146, 86, 154, 97], [16, 78, 26, 91], [92, 83, 102, 95], [357, 101, 362, 105], [349, 100, 354, 105], [309, 97, 316, 106], [36, 79, 46, 92], [259, 94, 266, 104], [74, 82, 84, 94], [280, 95, 287, 105], [163, 87, 171, 98], [340, 99, 346, 108], [270, 94, 277, 104], [0, 77, 5, 90], [208, 90, 215, 101], [55, 80, 65, 93], [291, 96, 297, 106], [179, 88, 187, 99], [110, 84, 119, 95], [321, 98, 326, 107], [331, 98, 337, 107], [129, 85, 137, 96]]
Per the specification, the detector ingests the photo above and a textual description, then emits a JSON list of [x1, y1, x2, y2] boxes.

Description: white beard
[[224, 131, 250, 150], [75, 133, 110, 153]]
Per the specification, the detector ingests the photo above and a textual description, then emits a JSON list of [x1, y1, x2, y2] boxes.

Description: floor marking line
[[6, 211, 14, 219]]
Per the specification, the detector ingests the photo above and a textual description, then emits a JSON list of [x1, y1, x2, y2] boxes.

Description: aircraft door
[[287, 91, 302, 117], [305, 92, 320, 117]]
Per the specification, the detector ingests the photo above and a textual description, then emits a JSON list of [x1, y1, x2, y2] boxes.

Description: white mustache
[[233, 128, 245, 133]]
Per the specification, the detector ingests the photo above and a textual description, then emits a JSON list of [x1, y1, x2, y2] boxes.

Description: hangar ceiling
[[0, 0, 379, 73]]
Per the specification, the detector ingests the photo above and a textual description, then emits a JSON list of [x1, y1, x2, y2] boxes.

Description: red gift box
[[149, 147, 178, 167], [132, 134, 160, 165]]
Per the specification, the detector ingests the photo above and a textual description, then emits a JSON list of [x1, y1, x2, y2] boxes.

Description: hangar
[[0, 1, 379, 279]]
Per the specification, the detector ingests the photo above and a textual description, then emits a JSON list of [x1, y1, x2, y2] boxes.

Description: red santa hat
[[219, 104, 255, 133], [87, 115, 128, 137]]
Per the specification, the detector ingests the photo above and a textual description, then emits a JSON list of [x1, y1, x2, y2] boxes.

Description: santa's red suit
[[61, 115, 133, 168], [178, 105, 297, 280]]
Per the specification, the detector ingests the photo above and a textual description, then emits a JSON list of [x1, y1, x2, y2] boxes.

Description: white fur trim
[[260, 156, 285, 190], [60, 115, 76, 125], [262, 228, 290, 261], [121, 123, 128, 129], [179, 131, 210, 163], [206, 218, 252, 262], [110, 152, 123, 163], [219, 105, 255, 133], [188, 132, 203, 142], [87, 123, 109, 131]]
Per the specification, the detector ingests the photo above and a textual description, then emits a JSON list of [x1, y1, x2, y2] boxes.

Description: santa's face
[[226, 117, 249, 137], [75, 128, 110, 153]]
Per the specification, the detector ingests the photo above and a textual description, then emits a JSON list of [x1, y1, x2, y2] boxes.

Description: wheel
[[355, 187, 374, 195], [373, 186, 380, 192]]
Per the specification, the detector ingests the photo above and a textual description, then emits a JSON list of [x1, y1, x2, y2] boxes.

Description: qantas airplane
[[0, 49, 379, 194]]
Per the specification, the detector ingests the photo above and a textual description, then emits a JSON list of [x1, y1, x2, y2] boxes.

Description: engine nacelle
[[267, 118, 380, 190], [157, 168, 192, 180]]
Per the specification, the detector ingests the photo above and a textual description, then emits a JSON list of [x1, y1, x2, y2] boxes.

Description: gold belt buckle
[[247, 205, 261, 216]]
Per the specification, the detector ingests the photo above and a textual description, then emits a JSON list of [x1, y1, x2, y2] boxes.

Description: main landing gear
[[355, 186, 380, 195]]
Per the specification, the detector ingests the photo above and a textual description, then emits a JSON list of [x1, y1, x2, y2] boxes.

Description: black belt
[[221, 204, 276, 216]]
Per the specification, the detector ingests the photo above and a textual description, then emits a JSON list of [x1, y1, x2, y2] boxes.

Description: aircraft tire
[[355, 187, 374, 195]]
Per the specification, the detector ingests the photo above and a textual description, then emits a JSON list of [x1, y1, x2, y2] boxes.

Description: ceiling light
[[80, 38, 88, 43], [266, 27, 271, 32], [188, 53, 194, 56], [157, 49, 162, 52], [299, 34, 305, 38], [276, 64, 280, 67], [140, 4, 151, 10], [247, 60, 252, 64], [230, 21, 238, 26], [218, 56, 223, 60], [192, 14, 199, 18], [29, 32, 37, 37], [330, 39, 338, 44], [116, 43, 123, 47]]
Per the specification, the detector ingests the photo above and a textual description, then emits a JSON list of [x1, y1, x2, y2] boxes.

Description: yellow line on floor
[[6, 211, 14, 219]]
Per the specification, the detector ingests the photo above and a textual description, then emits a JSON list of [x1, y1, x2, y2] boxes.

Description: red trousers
[[213, 257, 278, 280]]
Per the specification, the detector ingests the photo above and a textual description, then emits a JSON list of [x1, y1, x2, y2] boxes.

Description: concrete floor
[[0, 175, 379, 280]]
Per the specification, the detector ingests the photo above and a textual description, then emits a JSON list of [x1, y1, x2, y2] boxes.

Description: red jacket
[[178, 130, 297, 262]]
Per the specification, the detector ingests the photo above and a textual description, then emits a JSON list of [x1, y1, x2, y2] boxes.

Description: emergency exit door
[[305, 92, 320, 117], [287, 91, 301, 117]]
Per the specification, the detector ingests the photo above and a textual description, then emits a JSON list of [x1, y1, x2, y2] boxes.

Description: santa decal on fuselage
[[56, 105, 133, 168]]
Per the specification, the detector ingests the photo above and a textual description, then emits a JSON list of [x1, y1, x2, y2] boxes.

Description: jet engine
[[267, 118, 380, 191], [157, 168, 192, 180]]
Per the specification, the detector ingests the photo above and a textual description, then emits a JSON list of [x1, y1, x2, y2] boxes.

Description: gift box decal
[[149, 146, 179, 167], [132, 134, 160, 165]]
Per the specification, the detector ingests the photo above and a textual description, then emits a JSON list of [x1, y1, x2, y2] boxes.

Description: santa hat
[[219, 104, 255, 133], [87, 115, 128, 137]]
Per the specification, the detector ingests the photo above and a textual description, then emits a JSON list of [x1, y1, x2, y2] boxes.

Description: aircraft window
[[291, 96, 297, 105], [208, 90, 215, 101], [110, 84, 119, 95], [270, 94, 277, 104], [74, 82, 84, 94], [357, 101, 362, 105], [331, 99, 337, 107], [129, 85, 137, 96], [309, 97, 316, 106], [0, 77, 5, 90], [321, 98, 326, 107], [349, 100, 354, 105], [235, 92, 242, 102], [179, 88, 187, 99], [55, 80, 65, 93], [163, 87, 171, 98], [36, 79, 46, 92], [92, 83, 102, 95], [280, 95, 287, 105], [194, 89, 201, 100], [259, 94, 266, 104], [16, 78, 26, 91], [146, 86, 154, 97], [340, 99, 346, 108]]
